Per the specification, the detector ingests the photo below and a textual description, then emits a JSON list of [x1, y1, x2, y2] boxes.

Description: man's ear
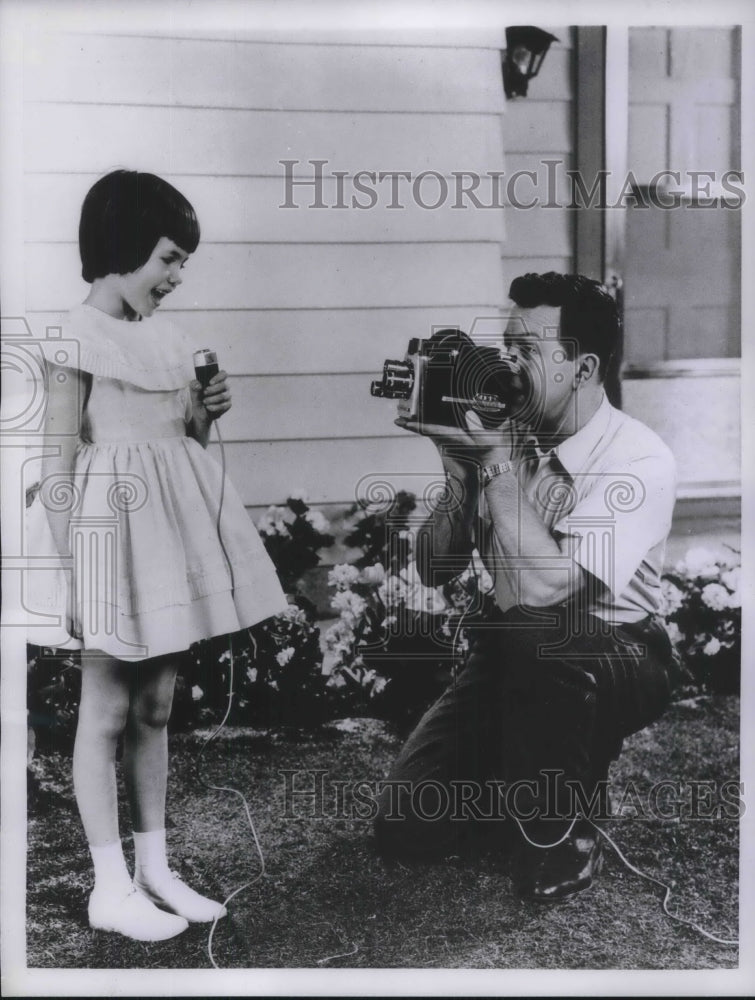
[[575, 353, 599, 384]]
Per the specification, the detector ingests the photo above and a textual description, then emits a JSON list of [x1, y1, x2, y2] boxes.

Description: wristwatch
[[482, 461, 513, 487]]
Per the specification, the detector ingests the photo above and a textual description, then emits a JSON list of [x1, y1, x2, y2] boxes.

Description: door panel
[[623, 26, 740, 366]]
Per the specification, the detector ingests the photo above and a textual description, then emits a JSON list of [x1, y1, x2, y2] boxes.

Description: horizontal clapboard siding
[[26, 243, 504, 312], [24, 32, 572, 109], [26, 307, 508, 375], [24, 34, 505, 113], [21, 27, 576, 517], [25, 105, 505, 176], [21, 25, 567, 54], [503, 103, 572, 153], [501, 29, 574, 296], [208, 437, 445, 508], [26, 175, 508, 244], [203, 374, 416, 442]]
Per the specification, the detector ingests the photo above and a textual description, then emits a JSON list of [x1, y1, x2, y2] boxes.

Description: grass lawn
[[26, 695, 739, 971]]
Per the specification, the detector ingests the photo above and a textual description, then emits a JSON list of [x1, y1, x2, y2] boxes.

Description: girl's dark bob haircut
[[79, 170, 200, 283]]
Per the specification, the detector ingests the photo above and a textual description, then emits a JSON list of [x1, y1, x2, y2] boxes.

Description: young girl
[[30, 170, 287, 941]]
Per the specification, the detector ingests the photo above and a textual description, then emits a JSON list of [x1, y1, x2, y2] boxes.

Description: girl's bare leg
[[73, 651, 131, 847], [125, 654, 226, 923], [72, 650, 187, 940], [123, 654, 178, 833]]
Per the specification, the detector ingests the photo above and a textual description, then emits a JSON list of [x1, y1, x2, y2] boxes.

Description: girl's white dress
[[25, 303, 287, 660]]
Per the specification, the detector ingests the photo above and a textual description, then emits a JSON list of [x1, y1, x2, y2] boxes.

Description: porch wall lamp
[[502, 26, 559, 98]]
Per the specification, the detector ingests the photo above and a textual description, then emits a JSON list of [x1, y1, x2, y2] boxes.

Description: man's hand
[[394, 410, 516, 470], [190, 370, 232, 422]]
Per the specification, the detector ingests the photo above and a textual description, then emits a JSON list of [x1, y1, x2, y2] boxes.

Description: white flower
[[328, 564, 360, 589], [331, 589, 367, 620], [304, 509, 331, 533], [381, 574, 410, 607], [275, 646, 295, 666], [191, 685, 204, 702], [664, 621, 683, 646], [721, 567, 740, 594], [326, 672, 347, 689], [723, 589, 741, 609], [324, 621, 355, 652], [678, 546, 720, 581], [415, 582, 448, 614], [660, 579, 685, 616], [360, 563, 386, 586], [372, 675, 389, 695], [701, 582, 733, 612], [246, 666, 258, 683], [280, 603, 308, 624], [323, 623, 340, 648], [719, 619, 737, 640], [702, 636, 721, 656], [257, 504, 290, 536], [395, 561, 448, 613]]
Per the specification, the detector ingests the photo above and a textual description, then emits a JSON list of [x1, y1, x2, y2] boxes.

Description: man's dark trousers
[[374, 603, 677, 858]]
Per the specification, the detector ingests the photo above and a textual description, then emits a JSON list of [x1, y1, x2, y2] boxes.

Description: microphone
[[193, 349, 219, 389]]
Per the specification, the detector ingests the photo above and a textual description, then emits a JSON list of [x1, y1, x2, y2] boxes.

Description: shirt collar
[[552, 391, 613, 477]]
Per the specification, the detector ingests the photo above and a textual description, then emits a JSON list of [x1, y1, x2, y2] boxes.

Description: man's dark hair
[[508, 272, 619, 381], [79, 170, 200, 283]]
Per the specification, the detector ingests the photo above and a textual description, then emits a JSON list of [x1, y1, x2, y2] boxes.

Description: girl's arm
[[39, 363, 88, 556], [186, 371, 232, 449]]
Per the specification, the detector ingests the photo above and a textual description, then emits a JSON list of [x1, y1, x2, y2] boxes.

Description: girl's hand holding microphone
[[191, 370, 232, 421], [189, 350, 231, 446]]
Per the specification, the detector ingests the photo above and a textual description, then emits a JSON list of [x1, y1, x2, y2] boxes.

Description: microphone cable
[[192, 410, 267, 969], [589, 819, 737, 947]]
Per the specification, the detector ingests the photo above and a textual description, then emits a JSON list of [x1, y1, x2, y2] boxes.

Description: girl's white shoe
[[135, 870, 227, 923], [88, 884, 189, 940]]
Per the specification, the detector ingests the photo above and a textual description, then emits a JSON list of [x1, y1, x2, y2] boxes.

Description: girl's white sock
[[89, 840, 133, 897], [133, 828, 171, 883]]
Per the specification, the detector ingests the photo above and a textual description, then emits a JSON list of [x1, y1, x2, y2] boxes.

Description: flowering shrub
[[176, 604, 329, 729], [256, 491, 335, 609], [661, 545, 741, 694], [325, 495, 496, 730], [27, 647, 82, 752], [343, 489, 419, 569], [26, 483, 743, 758]]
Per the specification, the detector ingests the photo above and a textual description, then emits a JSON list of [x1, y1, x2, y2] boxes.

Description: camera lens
[[370, 360, 415, 399]]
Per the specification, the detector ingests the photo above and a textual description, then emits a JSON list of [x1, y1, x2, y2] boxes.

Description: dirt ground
[[26, 695, 739, 971]]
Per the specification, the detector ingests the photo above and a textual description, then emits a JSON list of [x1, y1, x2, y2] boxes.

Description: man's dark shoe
[[511, 819, 602, 902]]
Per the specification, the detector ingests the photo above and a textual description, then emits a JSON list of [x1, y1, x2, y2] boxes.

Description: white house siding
[[13, 21, 738, 575], [500, 29, 574, 295], [21, 28, 529, 526]]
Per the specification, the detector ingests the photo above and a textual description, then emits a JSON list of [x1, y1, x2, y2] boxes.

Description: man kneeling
[[374, 272, 678, 902]]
